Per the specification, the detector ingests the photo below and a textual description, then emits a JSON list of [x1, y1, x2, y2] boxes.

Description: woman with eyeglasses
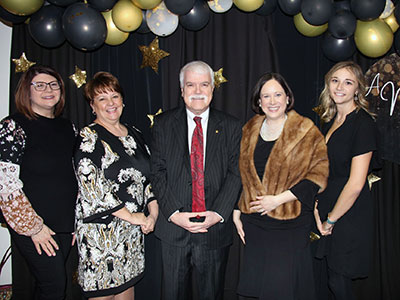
[[0, 65, 78, 300]]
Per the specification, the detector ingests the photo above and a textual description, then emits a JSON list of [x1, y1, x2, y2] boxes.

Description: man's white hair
[[179, 61, 214, 88]]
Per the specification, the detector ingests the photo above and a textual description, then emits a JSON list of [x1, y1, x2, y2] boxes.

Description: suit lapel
[[205, 109, 222, 180], [172, 107, 191, 176]]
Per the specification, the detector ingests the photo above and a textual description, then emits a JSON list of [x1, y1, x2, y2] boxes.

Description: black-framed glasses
[[31, 81, 61, 91]]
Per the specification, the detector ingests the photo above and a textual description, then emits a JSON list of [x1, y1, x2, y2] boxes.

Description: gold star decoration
[[69, 66, 87, 88], [138, 37, 170, 74], [147, 108, 163, 128], [12, 52, 36, 73], [367, 173, 381, 190], [214, 68, 228, 89]]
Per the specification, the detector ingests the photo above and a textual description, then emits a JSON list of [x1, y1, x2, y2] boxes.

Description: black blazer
[[150, 106, 242, 249]]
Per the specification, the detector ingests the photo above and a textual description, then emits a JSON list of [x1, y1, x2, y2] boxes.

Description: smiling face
[[181, 70, 214, 115], [328, 67, 358, 108], [259, 79, 288, 121], [30, 73, 61, 117], [91, 89, 123, 125]]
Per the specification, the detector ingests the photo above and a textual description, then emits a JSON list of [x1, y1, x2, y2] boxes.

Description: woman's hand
[[141, 214, 157, 234], [314, 200, 332, 236], [131, 212, 147, 226], [31, 224, 59, 256], [250, 195, 280, 215], [233, 209, 245, 245]]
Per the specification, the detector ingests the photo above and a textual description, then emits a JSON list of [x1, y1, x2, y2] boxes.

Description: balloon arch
[[0, 0, 400, 61]]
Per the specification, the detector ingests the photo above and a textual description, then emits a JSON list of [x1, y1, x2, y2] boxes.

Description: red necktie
[[191, 116, 206, 212]]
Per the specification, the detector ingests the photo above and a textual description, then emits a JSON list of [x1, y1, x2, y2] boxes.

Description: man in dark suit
[[150, 61, 242, 300]]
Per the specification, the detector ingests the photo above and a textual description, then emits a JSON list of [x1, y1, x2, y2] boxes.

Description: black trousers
[[160, 241, 230, 300], [9, 229, 73, 300]]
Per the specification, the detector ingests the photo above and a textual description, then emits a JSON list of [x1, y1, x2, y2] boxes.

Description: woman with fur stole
[[233, 73, 329, 300]]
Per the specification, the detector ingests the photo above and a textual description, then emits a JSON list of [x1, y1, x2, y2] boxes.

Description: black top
[[316, 109, 377, 278], [0, 113, 78, 233], [253, 136, 319, 210]]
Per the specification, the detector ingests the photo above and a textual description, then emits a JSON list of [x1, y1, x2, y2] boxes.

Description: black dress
[[315, 109, 377, 278], [237, 137, 319, 300], [74, 123, 155, 298]]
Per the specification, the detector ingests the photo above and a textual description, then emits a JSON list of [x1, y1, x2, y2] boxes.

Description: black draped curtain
[[7, 6, 400, 300]]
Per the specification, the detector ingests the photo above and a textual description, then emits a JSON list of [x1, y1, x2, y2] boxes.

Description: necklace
[[259, 115, 287, 141]]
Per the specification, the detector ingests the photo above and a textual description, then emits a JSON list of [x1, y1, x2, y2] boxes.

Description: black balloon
[[322, 32, 355, 61], [29, 5, 65, 48], [87, 0, 117, 12], [47, 0, 78, 6], [0, 5, 27, 24], [165, 0, 195, 15], [328, 9, 356, 39], [136, 10, 150, 34], [395, 31, 400, 56], [350, 0, 385, 21], [333, 0, 351, 12], [62, 3, 106, 51], [256, 0, 278, 16], [278, 0, 302, 15], [301, 0, 332, 26], [179, 0, 210, 31]]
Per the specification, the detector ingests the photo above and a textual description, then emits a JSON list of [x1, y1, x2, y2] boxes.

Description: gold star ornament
[[139, 37, 170, 74], [12, 52, 36, 73], [214, 68, 228, 89], [147, 108, 163, 128], [367, 173, 381, 190], [69, 66, 87, 88]]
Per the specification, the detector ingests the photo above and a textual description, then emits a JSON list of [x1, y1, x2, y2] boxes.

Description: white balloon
[[146, 1, 178, 36], [207, 0, 233, 13]]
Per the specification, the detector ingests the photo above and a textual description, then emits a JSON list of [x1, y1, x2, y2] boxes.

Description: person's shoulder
[[154, 107, 182, 122], [354, 108, 375, 123], [210, 108, 240, 125]]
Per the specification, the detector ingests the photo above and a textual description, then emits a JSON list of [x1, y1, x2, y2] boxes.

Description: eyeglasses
[[31, 81, 61, 91]]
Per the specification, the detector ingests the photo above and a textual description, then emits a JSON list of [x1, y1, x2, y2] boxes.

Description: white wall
[[0, 23, 12, 285]]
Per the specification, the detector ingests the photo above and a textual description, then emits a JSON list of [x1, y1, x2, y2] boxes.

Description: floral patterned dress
[[74, 123, 155, 298]]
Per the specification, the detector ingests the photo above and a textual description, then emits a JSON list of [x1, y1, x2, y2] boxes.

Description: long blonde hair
[[318, 61, 374, 123]]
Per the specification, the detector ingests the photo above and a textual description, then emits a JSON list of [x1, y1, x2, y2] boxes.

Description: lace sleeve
[[0, 118, 44, 235], [0, 161, 43, 235]]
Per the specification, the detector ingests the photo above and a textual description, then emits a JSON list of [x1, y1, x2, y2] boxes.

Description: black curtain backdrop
[[7, 5, 400, 300]]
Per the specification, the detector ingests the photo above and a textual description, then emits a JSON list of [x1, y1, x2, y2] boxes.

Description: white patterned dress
[[74, 123, 155, 298]]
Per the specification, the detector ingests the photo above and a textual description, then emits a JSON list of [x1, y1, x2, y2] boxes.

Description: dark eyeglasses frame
[[31, 81, 61, 91]]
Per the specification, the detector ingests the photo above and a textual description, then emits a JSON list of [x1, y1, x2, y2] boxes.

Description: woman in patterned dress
[[0, 65, 78, 299], [74, 72, 158, 299]]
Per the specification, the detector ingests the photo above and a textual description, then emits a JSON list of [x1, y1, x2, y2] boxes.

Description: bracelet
[[326, 215, 336, 225]]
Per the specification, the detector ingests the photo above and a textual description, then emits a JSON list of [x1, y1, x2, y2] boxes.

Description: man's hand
[[170, 211, 222, 233]]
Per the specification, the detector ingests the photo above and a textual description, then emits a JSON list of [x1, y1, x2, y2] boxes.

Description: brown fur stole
[[238, 110, 329, 219]]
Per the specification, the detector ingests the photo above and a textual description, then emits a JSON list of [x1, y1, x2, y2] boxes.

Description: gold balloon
[[132, 0, 162, 10], [0, 0, 43, 16], [102, 11, 130, 46], [384, 12, 399, 33], [293, 13, 328, 37], [233, 0, 263, 12], [355, 19, 393, 58], [112, 0, 142, 32]]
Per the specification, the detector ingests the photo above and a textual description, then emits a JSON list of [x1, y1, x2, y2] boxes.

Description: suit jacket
[[150, 106, 242, 249]]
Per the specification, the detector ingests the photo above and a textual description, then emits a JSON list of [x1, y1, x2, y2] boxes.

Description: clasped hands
[[170, 211, 222, 233], [314, 200, 334, 236], [131, 212, 157, 235]]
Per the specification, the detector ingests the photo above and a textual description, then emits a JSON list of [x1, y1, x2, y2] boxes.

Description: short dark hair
[[84, 71, 124, 105], [251, 73, 294, 115], [15, 65, 65, 120]]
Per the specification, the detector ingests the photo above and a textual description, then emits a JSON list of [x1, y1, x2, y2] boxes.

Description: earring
[[122, 103, 125, 107], [92, 110, 96, 115], [354, 93, 359, 101], [286, 100, 289, 105], [258, 100, 261, 107]]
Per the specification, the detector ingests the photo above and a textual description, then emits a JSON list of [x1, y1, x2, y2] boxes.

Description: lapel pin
[[215, 130, 219, 134]]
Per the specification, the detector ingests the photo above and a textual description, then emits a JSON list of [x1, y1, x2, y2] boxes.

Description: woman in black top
[[0, 65, 78, 300], [314, 61, 377, 300]]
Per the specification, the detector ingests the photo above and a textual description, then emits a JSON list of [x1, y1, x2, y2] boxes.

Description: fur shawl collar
[[238, 110, 329, 219]]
